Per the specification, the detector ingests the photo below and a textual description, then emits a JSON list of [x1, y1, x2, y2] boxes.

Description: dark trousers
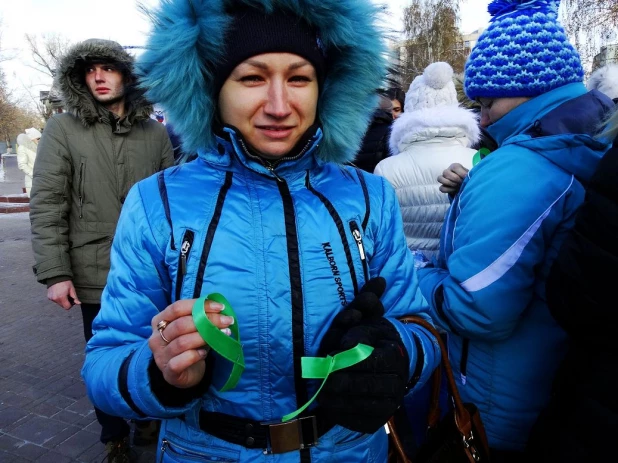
[[81, 303, 131, 444]]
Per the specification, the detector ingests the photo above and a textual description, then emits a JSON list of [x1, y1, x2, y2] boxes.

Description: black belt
[[199, 409, 335, 454]]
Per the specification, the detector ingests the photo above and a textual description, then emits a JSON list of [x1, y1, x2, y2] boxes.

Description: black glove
[[318, 277, 388, 357], [318, 278, 410, 434]]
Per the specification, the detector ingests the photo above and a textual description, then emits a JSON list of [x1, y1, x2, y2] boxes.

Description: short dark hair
[[386, 87, 405, 113]]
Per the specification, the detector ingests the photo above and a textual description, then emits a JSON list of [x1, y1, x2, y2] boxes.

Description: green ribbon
[[192, 294, 373, 421], [472, 147, 491, 167], [192, 294, 245, 392], [281, 344, 374, 422]]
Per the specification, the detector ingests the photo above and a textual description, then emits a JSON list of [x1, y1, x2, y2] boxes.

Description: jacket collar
[[199, 126, 324, 181], [487, 83, 587, 146], [487, 83, 614, 184]]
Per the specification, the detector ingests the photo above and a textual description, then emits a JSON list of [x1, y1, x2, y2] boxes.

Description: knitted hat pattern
[[406, 62, 458, 111], [464, 0, 584, 100]]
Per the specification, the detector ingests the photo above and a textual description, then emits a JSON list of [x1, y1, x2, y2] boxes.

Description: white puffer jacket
[[16, 134, 37, 190], [375, 105, 478, 260]]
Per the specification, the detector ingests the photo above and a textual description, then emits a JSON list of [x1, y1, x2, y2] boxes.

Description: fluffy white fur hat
[[405, 62, 457, 111], [587, 64, 618, 100], [25, 128, 41, 140]]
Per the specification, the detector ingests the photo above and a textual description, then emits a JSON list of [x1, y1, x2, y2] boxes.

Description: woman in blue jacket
[[81, 0, 440, 461], [419, 1, 614, 459]]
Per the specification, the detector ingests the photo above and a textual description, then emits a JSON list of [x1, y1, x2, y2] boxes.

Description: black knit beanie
[[213, 8, 327, 94]]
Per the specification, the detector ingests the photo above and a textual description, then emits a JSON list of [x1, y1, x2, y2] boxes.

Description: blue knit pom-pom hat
[[464, 0, 584, 100]]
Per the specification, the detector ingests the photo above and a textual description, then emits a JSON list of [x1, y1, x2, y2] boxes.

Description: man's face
[[478, 97, 531, 128], [85, 63, 126, 106]]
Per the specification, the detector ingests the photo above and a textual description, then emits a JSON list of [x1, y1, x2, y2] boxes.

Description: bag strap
[[397, 316, 474, 443], [387, 417, 412, 463]]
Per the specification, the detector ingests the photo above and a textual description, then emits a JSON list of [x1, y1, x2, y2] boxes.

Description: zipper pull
[[180, 238, 191, 275], [161, 439, 168, 453], [266, 165, 284, 183], [352, 228, 366, 261]]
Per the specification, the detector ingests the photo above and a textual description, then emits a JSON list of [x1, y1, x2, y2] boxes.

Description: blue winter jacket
[[82, 127, 440, 462], [417, 83, 613, 451]]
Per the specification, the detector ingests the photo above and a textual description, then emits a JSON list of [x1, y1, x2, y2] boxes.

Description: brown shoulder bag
[[387, 316, 491, 463]]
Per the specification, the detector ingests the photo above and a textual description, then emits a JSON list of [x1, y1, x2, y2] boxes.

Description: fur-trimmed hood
[[136, 0, 388, 164], [55, 39, 152, 126], [17, 133, 36, 152], [389, 105, 480, 155], [588, 64, 618, 101]]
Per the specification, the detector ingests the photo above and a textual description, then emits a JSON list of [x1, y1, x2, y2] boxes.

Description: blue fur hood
[[136, 0, 388, 164]]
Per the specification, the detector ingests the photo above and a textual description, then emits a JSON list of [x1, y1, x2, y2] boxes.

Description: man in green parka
[[29, 38, 173, 461]]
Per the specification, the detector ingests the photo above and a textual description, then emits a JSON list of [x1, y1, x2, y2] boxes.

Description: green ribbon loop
[[472, 147, 491, 167], [281, 344, 374, 422], [192, 294, 245, 392]]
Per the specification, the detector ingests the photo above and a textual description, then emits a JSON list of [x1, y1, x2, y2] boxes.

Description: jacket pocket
[[159, 437, 239, 462], [349, 220, 369, 285], [78, 160, 85, 219], [332, 428, 371, 450], [175, 230, 195, 302], [69, 237, 112, 288]]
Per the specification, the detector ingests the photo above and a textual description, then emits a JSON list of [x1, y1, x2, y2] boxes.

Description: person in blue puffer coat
[[81, 0, 440, 461], [419, 1, 614, 461]]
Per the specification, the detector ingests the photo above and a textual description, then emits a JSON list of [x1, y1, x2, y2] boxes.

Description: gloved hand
[[318, 277, 410, 434]]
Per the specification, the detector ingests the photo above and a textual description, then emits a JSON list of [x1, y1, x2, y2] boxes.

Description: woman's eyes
[[240, 75, 263, 83], [239, 75, 312, 84], [289, 76, 312, 83]]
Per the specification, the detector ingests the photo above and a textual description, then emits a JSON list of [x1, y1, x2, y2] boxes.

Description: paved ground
[[0, 155, 24, 196], [0, 159, 157, 462]]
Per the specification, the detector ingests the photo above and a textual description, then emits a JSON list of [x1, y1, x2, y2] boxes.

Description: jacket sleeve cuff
[[389, 318, 439, 395], [45, 275, 72, 288], [148, 355, 214, 408], [126, 341, 209, 417], [417, 268, 449, 323]]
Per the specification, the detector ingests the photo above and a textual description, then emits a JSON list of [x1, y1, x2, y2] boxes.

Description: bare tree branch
[[0, 24, 45, 147], [561, 0, 618, 72], [24, 33, 71, 77]]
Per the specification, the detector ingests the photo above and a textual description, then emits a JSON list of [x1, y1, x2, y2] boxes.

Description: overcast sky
[[0, 0, 490, 104]]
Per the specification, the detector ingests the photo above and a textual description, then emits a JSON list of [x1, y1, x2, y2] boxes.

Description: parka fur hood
[[17, 133, 37, 152], [136, 0, 388, 164], [389, 105, 480, 155], [55, 38, 153, 126]]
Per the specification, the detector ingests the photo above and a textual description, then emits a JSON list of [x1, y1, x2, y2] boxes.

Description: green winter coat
[[30, 39, 174, 304]]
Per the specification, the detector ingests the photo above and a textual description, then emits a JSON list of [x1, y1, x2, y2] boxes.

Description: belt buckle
[[263, 416, 318, 455]]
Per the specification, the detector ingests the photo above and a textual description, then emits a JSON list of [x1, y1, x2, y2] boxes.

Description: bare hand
[[149, 299, 234, 389], [438, 163, 469, 195], [47, 281, 81, 310]]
